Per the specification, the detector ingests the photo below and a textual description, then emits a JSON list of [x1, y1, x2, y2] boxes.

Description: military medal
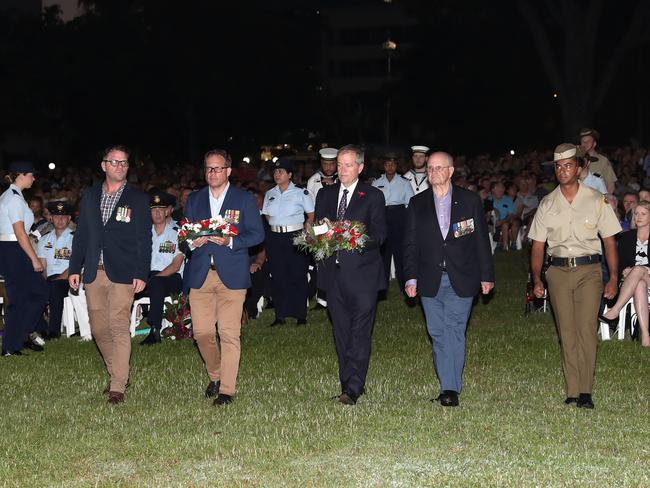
[[116, 205, 132, 223]]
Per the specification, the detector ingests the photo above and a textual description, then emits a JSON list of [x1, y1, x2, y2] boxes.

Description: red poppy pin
[[357, 191, 366, 198]]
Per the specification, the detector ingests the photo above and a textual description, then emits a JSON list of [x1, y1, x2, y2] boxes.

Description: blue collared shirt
[[151, 222, 184, 276], [0, 184, 33, 234], [262, 182, 315, 226], [372, 174, 414, 206], [37, 227, 74, 276]]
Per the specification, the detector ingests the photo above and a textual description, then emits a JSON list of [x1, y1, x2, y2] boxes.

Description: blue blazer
[[69, 182, 152, 285], [403, 185, 494, 297], [182, 185, 264, 290], [314, 181, 388, 293]]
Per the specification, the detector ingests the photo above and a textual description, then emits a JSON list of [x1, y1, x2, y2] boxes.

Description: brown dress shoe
[[107, 391, 125, 404], [103, 380, 130, 395]]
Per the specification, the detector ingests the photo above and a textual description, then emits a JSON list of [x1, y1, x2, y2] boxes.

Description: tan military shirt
[[589, 153, 617, 189], [528, 182, 621, 258]]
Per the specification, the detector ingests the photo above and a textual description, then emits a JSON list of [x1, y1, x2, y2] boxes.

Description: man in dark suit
[[404, 151, 494, 407], [315, 144, 387, 405], [183, 149, 264, 406], [69, 145, 152, 405]]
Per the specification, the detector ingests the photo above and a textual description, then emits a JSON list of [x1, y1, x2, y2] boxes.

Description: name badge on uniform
[[54, 247, 71, 260], [224, 209, 240, 224], [116, 205, 132, 223], [159, 240, 176, 254], [44, 241, 53, 249], [452, 218, 475, 238]]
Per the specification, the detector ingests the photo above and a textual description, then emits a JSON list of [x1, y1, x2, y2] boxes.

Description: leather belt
[[549, 254, 600, 268], [386, 204, 406, 209], [97, 264, 105, 271], [0, 233, 18, 241], [270, 224, 303, 233]]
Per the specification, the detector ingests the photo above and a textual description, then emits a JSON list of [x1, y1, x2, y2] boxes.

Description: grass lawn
[[1, 250, 649, 487]]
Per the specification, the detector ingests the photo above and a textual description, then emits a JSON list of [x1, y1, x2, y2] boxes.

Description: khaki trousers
[[190, 269, 246, 396], [85, 270, 135, 393], [546, 263, 602, 397]]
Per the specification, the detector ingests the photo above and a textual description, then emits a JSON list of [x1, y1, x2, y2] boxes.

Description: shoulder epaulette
[[11, 189, 19, 195], [593, 173, 601, 178]]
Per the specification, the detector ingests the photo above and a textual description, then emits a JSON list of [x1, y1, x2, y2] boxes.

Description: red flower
[[201, 219, 211, 229], [357, 191, 365, 198]]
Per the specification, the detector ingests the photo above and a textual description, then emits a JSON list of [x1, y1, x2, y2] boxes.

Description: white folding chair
[[130, 295, 174, 337], [600, 298, 633, 341]]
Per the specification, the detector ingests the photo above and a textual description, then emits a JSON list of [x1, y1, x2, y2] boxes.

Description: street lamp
[[383, 39, 397, 146]]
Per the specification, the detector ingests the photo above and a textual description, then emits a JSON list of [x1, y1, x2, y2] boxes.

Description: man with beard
[[403, 145, 430, 195]]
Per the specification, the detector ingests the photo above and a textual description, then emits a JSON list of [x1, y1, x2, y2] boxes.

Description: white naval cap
[[410, 145, 430, 154], [319, 147, 338, 160]]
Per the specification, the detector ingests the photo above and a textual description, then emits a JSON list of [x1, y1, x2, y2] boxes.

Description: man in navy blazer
[[183, 149, 264, 406], [315, 144, 387, 405], [69, 145, 152, 405], [404, 151, 494, 407]]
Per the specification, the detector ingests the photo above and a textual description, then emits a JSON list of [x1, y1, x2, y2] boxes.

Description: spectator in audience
[[139, 191, 185, 346], [516, 175, 539, 227], [579, 128, 616, 194], [489, 181, 518, 251], [36, 201, 74, 340], [599, 200, 650, 347], [620, 191, 639, 231], [577, 149, 607, 194], [29, 195, 51, 236]]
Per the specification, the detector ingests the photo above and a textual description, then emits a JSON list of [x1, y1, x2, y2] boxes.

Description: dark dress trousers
[[315, 182, 387, 399]]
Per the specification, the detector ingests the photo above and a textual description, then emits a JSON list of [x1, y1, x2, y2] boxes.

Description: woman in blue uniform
[[0, 162, 48, 356], [262, 158, 314, 326]]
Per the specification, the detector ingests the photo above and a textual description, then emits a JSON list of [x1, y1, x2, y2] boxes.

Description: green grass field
[[1, 251, 649, 487]]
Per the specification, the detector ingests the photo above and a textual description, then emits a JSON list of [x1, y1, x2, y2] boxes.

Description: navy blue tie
[[337, 189, 348, 220]]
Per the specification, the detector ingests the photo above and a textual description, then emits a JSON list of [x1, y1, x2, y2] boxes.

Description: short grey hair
[[338, 144, 364, 165]]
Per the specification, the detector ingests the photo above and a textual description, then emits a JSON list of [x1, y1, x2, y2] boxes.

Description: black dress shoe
[[2, 349, 24, 357], [269, 318, 286, 327], [296, 318, 307, 326], [213, 393, 233, 406], [24, 339, 44, 352], [598, 314, 619, 328], [339, 391, 358, 405], [437, 390, 459, 407], [564, 397, 578, 405], [576, 393, 594, 409], [205, 380, 220, 398], [139, 328, 161, 346]]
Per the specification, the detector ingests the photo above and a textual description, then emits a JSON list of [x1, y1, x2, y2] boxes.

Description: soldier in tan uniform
[[529, 143, 621, 410], [579, 128, 617, 194]]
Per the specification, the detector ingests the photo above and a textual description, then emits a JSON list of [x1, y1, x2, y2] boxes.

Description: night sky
[[0, 0, 648, 166]]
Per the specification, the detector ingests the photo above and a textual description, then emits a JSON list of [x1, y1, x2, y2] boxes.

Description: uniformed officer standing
[[262, 158, 314, 326], [403, 145, 430, 195], [307, 148, 339, 200], [372, 152, 414, 291], [0, 161, 48, 356], [579, 128, 617, 194], [140, 191, 185, 345], [36, 201, 74, 339], [306, 147, 338, 309], [529, 143, 621, 410]]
